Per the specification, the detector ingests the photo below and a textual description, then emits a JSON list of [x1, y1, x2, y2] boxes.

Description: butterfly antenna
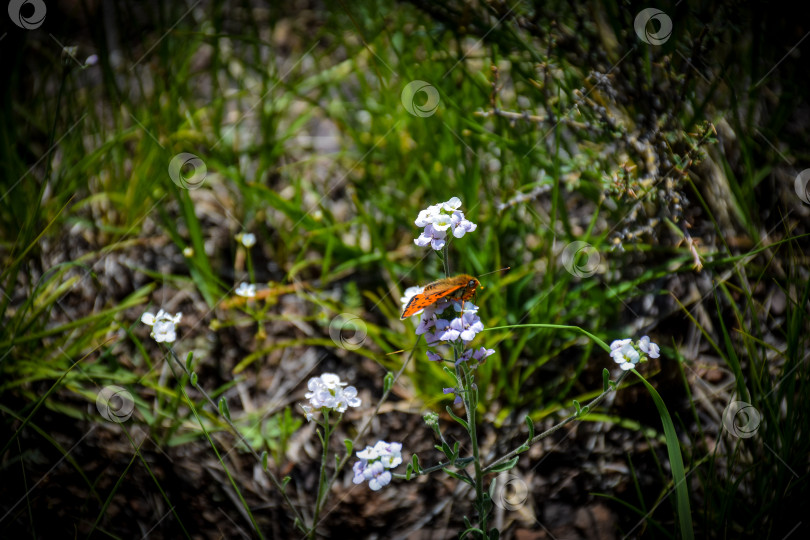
[[477, 266, 510, 278]]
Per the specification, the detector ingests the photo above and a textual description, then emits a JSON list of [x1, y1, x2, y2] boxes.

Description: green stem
[[309, 411, 332, 539], [246, 249, 255, 284], [486, 323, 612, 352], [457, 360, 487, 536]]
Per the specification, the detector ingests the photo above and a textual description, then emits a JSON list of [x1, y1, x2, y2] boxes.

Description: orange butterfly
[[401, 274, 481, 319]]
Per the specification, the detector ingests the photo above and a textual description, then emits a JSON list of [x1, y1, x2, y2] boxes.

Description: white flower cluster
[[414, 196, 477, 250], [352, 441, 403, 491], [301, 373, 361, 421], [610, 335, 660, 370], [141, 310, 182, 343]]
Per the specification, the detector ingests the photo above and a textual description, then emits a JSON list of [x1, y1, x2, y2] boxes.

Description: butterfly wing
[[401, 283, 466, 319]]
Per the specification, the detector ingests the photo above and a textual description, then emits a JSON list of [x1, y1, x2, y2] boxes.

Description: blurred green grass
[[2, 0, 809, 537]]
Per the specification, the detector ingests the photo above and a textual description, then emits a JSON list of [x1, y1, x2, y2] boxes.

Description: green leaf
[[411, 454, 420, 473], [573, 399, 582, 416], [446, 406, 469, 430], [524, 415, 535, 441], [343, 438, 353, 455], [261, 451, 268, 470], [282, 476, 291, 490], [186, 351, 194, 371], [438, 442, 454, 461], [190, 372, 198, 386], [633, 370, 694, 540], [383, 371, 394, 394], [603, 368, 610, 392], [488, 456, 519, 473], [442, 468, 474, 486], [218, 396, 231, 420], [405, 463, 413, 480]]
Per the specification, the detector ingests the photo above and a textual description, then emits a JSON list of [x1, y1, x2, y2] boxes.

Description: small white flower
[[357, 446, 380, 460], [610, 338, 632, 351], [334, 386, 362, 412], [637, 335, 660, 358], [319, 373, 345, 389], [414, 204, 441, 227], [611, 342, 640, 371], [442, 196, 462, 212], [302, 373, 361, 418], [430, 213, 453, 232], [141, 309, 182, 343], [235, 282, 256, 298], [374, 441, 403, 468], [238, 232, 256, 248]]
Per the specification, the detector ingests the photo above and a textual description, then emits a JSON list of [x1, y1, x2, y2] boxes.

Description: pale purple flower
[[427, 351, 443, 362], [366, 462, 392, 491], [472, 347, 496, 362], [424, 318, 451, 346], [450, 211, 477, 238], [415, 314, 436, 336], [414, 198, 475, 249], [443, 387, 463, 406], [414, 223, 446, 250], [352, 440, 403, 491], [441, 311, 484, 343], [456, 349, 473, 365]]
